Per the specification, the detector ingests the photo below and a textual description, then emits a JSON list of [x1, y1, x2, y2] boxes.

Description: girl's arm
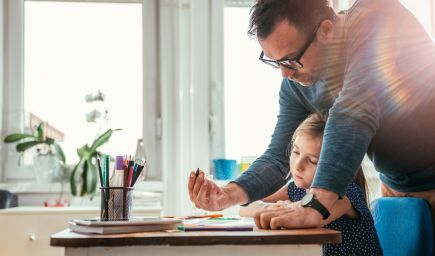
[[239, 185, 291, 217]]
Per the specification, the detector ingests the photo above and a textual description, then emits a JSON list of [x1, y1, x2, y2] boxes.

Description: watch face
[[301, 193, 314, 206]]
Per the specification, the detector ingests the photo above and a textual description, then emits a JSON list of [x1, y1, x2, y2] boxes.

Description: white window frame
[[158, 0, 215, 215]]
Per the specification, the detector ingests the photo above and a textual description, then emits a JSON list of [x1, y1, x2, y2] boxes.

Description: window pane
[[24, 2, 142, 164], [224, 7, 282, 161]]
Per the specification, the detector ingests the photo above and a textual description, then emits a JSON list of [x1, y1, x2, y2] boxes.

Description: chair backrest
[[0, 190, 18, 209], [371, 197, 434, 256]]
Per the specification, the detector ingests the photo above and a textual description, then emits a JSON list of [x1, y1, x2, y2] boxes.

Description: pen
[[195, 168, 200, 178]]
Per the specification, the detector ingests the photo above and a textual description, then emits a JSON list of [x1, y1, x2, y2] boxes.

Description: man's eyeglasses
[[259, 25, 320, 70]]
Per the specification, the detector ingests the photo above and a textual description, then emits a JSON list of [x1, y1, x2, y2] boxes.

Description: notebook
[[69, 217, 182, 234], [179, 217, 256, 231]]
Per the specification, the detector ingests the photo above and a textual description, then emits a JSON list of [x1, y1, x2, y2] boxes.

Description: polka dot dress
[[288, 182, 383, 256]]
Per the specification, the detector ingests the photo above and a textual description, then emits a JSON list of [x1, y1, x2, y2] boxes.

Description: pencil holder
[[100, 187, 134, 221]]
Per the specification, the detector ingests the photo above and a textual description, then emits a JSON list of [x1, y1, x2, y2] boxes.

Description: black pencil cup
[[100, 187, 134, 221]]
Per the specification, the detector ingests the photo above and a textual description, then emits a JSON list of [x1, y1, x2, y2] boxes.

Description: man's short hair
[[248, 0, 336, 40]]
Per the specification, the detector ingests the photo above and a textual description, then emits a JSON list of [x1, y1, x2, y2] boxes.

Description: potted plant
[[3, 122, 66, 177], [3, 123, 69, 206], [70, 128, 120, 198]]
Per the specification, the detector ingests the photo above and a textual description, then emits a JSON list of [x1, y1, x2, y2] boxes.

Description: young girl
[[240, 113, 382, 255]]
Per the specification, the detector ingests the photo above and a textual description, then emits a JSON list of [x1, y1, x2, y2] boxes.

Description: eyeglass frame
[[259, 23, 321, 71]]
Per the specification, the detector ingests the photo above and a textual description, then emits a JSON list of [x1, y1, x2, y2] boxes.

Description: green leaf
[[35, 123, 45, 141], [85, 159, 97, 195], [16, 141, 41, 152], [54, 143, 66, 164], [70, 165, 78, 196], [80, 161, 88, 196], [91, 151, 102, 159], [45, 137, 55, 145], [89, 129, 121, 153], [70, 160, 84, 196], [4, 134, 35, 143], [77, 144, 91, 160]]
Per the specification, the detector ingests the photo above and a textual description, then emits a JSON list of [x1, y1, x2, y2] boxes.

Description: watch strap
[[308, 197, 330, 220], [302, 193, 331, 220]]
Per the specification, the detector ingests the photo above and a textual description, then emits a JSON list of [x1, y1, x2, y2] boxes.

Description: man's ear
[[316, 19, 334, 44]]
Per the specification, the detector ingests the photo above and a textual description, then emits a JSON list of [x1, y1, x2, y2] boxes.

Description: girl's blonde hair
[[287, 112, 369, 203]]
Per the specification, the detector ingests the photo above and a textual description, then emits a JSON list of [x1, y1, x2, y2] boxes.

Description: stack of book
[[69, 217, 182, 235]]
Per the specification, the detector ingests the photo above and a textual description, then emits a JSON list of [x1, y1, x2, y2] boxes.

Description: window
[[24, 1, 143, 165], [223, 6, 282, 162], [2, 0, 161, 182]]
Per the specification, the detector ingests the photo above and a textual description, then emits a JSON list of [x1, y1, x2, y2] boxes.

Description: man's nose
[[280, 66, 295, 78]]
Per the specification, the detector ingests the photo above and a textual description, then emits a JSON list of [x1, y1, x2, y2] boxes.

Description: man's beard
[[291, 62, 327, 86]]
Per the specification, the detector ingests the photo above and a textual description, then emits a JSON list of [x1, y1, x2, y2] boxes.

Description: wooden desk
[[51, 228, 341, 256]]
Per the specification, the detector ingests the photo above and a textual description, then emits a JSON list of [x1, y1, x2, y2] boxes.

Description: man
[[188, 0, 435, 229]]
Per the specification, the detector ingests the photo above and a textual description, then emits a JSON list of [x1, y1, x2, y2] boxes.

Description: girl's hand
[[270, 200, 293, 208]]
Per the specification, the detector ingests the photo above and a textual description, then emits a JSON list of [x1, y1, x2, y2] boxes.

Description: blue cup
[[213, 159, 237, 180]]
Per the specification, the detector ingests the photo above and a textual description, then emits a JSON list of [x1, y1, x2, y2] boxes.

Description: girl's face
[[290, 133, 322, 189]]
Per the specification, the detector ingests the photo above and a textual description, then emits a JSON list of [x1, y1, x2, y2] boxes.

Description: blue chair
[[371, 197, 434, 256]]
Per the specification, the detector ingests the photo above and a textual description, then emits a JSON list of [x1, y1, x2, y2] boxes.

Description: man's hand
[[254, 188, 340, 229], [188, 170, 249, 211], [254, 204, 324, 229]]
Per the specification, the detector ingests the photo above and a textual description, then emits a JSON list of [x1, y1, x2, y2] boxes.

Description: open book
[[69, 217, 182, 235]]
